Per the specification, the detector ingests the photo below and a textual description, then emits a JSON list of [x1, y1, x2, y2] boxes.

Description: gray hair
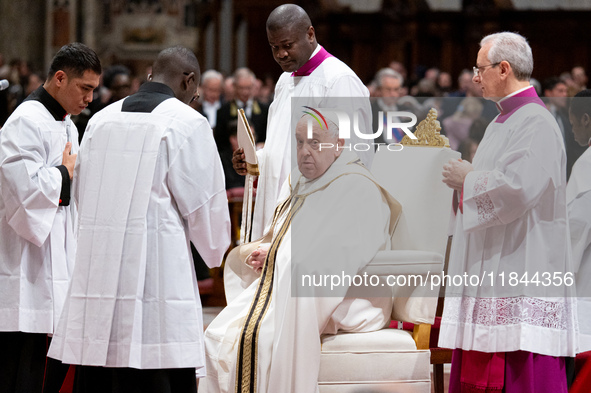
[[375, 67, 404, 88], [201, 69, 223, 85], [233, 67, 255, 84], [480, 32, 533, 81]]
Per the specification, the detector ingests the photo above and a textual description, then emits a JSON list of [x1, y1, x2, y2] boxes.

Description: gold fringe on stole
[[235, 196, 304, 393]]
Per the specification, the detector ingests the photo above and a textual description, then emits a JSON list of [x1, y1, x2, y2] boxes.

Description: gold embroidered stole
[[233, 159, 401, 393], [235, 195, 304, 393]]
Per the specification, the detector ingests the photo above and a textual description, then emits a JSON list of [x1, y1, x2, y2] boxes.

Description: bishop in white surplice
[[439, 85, 578, 357], [440, 34, 577, 387], [241, 4, 373, 241]]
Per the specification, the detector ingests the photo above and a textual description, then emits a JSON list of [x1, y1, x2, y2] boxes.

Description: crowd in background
[[0, 50, 588, 184]]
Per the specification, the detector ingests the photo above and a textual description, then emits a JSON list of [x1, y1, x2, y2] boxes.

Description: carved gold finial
[[400, 108, 450, 147]]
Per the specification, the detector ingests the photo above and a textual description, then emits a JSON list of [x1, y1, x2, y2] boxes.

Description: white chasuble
[[200, 151, 399, 393]]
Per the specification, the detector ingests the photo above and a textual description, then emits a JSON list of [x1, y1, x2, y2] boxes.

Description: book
[[237, 108, 259, 176]]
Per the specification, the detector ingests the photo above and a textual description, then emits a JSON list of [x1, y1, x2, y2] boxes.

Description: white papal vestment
[[200, 151, 399, 393], [439, 86, 578, 357]]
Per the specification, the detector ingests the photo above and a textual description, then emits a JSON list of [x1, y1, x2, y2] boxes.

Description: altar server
[[0, 43, 101, 393], [48, 46, 230, 393]]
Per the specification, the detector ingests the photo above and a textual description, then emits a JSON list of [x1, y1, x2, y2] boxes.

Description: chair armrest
[[360, 250, 443, 276], [413, 323, 432, 350], [360, 250, 444, 325]]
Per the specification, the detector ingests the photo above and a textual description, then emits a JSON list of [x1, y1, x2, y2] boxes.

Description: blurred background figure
[[442, 97, 483, 151], [191, 69, 223, 128], [544, 76, 586, 178], [370, 67, 405, 144], [102, 64, 132, 106], [256, 73, 276, 104], [572, 66, 588, 92], [215, 67, 268, 152], [437, 71, 453, 95], [458, 137, 479, 163], [222, 75, 234, 102], [530, 77, 542, 96]]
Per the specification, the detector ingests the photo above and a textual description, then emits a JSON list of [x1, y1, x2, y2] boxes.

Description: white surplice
[[567, 147, 591, 353], [251, 45, 373, 240], [0, 99, 78, 334], [199, 151, 397, 393], [439, 87, 578, 357], [48, 91, 231, 372]]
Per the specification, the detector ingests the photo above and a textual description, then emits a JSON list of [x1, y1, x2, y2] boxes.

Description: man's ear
[[499, 61, 511, 80], [307, 26, 315, 43], [54, 70, 67, 87], [335, 138, 345, 157], [182, 71, 195, 91], [582, 113, 591, 128]]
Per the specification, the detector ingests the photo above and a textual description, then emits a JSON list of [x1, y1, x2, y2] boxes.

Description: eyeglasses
[[473, 62, 501, 77]]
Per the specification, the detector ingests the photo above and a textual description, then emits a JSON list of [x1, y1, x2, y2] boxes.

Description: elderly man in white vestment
[[199, 113, 400, 393], [47, 47, 231, 393], [232, 4, 373, 242], [440, 32, 578, 393], [0, 43, 101, 393], [567, 89, 591, 355]]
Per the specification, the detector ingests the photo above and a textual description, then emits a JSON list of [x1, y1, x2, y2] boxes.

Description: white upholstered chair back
[[371, 146, 460, 324], [372, 146, 460, 256], [318, 145, 460, 393]]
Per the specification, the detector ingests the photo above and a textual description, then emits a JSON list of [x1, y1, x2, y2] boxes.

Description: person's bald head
[[267, 4, 311, 32], [150, 46, 200, 105], [266, 4, 317, 73]]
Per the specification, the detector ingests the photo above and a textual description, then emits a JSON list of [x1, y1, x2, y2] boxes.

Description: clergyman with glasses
[[440, 32, 577, 393]]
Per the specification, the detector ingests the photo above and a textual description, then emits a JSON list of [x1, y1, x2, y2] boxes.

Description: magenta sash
[[291, 47, 334, 77]]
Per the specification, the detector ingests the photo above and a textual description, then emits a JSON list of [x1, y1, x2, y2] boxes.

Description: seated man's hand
[[245, 247, 268, 275], [232, 147, 247, 176]]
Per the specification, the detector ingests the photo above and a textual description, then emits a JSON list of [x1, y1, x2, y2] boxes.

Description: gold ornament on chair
[[400, 108, 450, 148]]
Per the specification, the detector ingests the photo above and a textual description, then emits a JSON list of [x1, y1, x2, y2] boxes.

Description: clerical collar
[[122, 82, 175, 113], [137, 81, 175, 97], [494, 85, 546, 124], [24, 86, 67, 121], [291, 45, 334, 77], [235, 98, 252, 109], [203, 100, 221, 109], [377, 98, 398, 112]]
